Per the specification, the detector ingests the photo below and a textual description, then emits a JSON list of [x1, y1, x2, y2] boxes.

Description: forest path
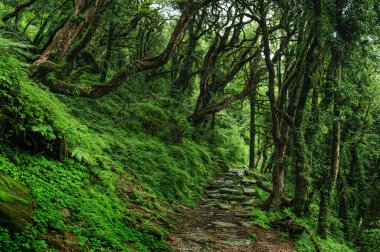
[[167, 168, 294, 252]]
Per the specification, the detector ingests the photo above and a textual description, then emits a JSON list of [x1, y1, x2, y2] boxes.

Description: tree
[[28, 0, 212, 98]]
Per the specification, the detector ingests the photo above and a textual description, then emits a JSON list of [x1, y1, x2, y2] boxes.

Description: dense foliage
[[0, 0, 379, 251]]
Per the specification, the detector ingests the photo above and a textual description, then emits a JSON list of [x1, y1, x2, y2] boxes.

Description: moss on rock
[[0, 172, 32, 232]]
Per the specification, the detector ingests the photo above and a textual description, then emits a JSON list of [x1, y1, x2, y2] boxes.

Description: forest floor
[[167, 169, 294, 252]]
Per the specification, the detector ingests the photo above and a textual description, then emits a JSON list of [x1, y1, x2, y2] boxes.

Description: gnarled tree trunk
[[30, 1, 211, 98], [249, 88, 257, 169], [293, 75, 312, 216], [317, 50, 342, 238], [32, 0, 105, 68]]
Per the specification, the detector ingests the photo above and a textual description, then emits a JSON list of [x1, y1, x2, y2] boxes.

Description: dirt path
[[167, 169, 294, 252]]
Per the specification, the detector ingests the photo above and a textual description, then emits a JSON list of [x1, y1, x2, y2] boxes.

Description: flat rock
[[223, 179, 235, 186], [228, 168, 245, 177], [234, 213, 253, 218], [218, 203, 232, 210], [243, 188, 256, 196], [241, 177, 257, 185], [201, 203, 217, 208], [227, 184, 243, 189], [221, 238, 253, 246], [245, 206, 255, 211], [206, 189, 220, 194], [211, 221, 238, 228], [239, 221, 252, 227], [217, 173, 233, 177], [61, 208, 71, 217], [207, 193, 222, 199], [242, 199, 255, 206], [222, 195, 246, 201], [182, 228, 210, 242], [0, 173, 33, 232], [212, 178, 226, 186], [220, 188, 243, 195]]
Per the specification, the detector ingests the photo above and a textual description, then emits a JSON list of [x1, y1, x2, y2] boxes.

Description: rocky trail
[[168, 168, 294, 252]]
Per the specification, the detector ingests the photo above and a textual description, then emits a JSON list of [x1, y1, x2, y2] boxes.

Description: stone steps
[[204, 167, 259, 210]]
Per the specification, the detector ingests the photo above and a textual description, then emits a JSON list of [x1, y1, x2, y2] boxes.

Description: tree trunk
[[348, 146, 366, 222], [39, 14, 71, 53], [260, 136, 269, 172], [293, 76, 312, 216], [330, 93, 341, 189], [363, 180, 380, 229], [337, 169, 349, 239], [317, 50, 342, 238], [261, 8, 286, 206], [269, 142, 287, 205], [99, 17, 115, 82], [65, 3, 104, 66], [317, 188, 329, 238], [254, 147, 262, 169], [175, 19, 197, 93], [192, 36, 222, 124], [249, 89, 257, 169], [33, 17, 49, 45], [32, 0, 72, 46], [33, 1, 206, 98], [33, 0, 105, 67], [263, 150, 274, 173]]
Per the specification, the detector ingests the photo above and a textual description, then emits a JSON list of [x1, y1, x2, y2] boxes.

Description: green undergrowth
[[0, 144, 176, 251], [0, 32, 249, 250], [248, 178, 355, 252]]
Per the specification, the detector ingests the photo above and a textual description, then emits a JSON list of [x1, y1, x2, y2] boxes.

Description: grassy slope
[[0, 32, 249, 250], [0, 76, 216, 251]]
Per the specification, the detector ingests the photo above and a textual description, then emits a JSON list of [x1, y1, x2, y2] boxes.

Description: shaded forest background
[[0, 0, 379, 251]]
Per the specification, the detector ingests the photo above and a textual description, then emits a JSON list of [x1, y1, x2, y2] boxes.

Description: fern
[[0, 31, 35, 59]]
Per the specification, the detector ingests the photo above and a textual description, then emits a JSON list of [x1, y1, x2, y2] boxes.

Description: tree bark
[[39, 14, 71, 53], [317, 49, 342, 238], [352, 147, 367, 221], [317, 188, 329, 238], [337, 169, 349, 239], [100, 18, 114, 82], [190, 53, 262, 124], [363, 180, 380, 229], [260, 6, 285, 206], [32, 0, 72, 46], [260, 136, 269, 172], [33, 0, 105, 67], [33, 17, 49, 45], [293, 76, 312, 216], [263, 150, 274, 173], [174, 14, 200, 93], [191, 20, 261, 125], [268, 142, 287, 206], [249, 88, 257, 169]]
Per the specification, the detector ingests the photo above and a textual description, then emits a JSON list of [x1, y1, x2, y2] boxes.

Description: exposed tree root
[[244, 170, 293, 206], [272, 216, 321, 252]]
